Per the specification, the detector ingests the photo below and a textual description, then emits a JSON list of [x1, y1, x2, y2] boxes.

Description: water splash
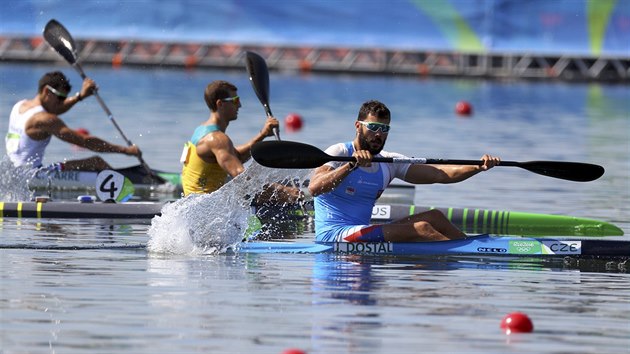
[[147, 163, 309, 255], [0, 157, 35, 202]]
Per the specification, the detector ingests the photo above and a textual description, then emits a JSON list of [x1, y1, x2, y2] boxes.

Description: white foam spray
[[0, 157, 35, 202], [147, 163, 309, 255]]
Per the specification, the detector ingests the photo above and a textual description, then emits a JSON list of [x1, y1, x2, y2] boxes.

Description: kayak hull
[[0, 201, 623, 236], [379, 205, 624, 236], [28, 165, 181, 193], [0, 201, 164, 219], [237, 235, 630, 257]]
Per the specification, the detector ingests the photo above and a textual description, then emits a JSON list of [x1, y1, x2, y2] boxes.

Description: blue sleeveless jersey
[[314, 142, 410, 242]]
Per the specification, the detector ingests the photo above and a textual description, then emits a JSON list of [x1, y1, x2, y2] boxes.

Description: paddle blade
[[43, 19, 78, 64], [252, 141, 332, 169], [115, 165, 167, 185], [245, 51, 280, 140], [517, 161, 605, 182], [245, 51, 271, 115]]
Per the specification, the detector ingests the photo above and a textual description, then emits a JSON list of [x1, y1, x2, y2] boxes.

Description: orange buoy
[[30, 37, 44, 48], [299, 59, 312, 73], [417, 64, 429, 76], [112, 53, 123, 68], [184, 55, 198, 69]]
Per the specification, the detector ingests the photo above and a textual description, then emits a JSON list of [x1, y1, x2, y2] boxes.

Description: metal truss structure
[[1, 36, 628, 82]]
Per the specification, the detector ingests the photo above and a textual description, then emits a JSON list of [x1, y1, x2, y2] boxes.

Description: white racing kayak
[[0, 199, 623, 237], [28, 165, 181, 193], [0, 200, 165, 219]]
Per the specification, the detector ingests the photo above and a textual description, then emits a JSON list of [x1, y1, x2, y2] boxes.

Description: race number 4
[[95, 170, 135, 202]]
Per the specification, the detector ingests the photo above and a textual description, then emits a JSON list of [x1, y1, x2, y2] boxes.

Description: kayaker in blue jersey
[[181, 80, 301, 202], [5, 71, 141, 171], [308, 100, 501, 243]]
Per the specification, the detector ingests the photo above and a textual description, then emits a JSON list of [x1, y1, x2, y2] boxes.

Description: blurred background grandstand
[[1, 0, 628, 81]]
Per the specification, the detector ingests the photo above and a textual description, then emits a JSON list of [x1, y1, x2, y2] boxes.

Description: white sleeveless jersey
[[5, 100, 50, 167]]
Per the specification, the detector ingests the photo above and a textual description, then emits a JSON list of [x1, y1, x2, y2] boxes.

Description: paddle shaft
[[72, 62, 153, 175], [293, 155, 539, 168], [72, 63, 132, 145], [263, 104, 280, 141], [312, 155, 602, 181]]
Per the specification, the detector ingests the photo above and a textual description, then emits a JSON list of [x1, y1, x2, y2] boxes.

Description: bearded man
[[308, 100, 500, 243]]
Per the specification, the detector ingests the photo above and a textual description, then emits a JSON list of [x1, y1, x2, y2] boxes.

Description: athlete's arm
[[38, 115, 138, 155], [197, 132, 245, 177], [57, 78, 96, 114], [234, 116, 279, 162], [403, 155, 500, 184]]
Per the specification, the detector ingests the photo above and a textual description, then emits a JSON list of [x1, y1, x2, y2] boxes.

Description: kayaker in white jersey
[[5, 71, 141, 171], [309, 100, 501, 243]]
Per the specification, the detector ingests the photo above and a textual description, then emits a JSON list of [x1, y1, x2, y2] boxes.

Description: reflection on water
[[304, 252, 629, 353], [1, 218, 628, 353], [0, 216, 148, 250]]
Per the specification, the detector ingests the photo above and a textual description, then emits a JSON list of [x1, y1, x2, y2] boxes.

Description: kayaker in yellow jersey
[[181, 80, 288, 196]]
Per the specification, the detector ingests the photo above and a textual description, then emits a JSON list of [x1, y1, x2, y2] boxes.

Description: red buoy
[[500, 312, 534, 334], [75, 128, 90, 136], [281, 349, 306, 354], [71, 128, 90, 151], [455, 101, 472, 116], [285, 113, 304, 132]]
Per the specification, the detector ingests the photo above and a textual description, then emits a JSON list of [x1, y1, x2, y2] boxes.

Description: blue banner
[[1, 0, 628, 56]]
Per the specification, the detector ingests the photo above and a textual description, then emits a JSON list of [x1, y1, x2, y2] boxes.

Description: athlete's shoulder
[[378, 150, 408, 159], [323, 142, 350, 156]]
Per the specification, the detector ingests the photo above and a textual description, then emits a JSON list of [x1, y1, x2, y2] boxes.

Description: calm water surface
[[1, 63, 629, 353]]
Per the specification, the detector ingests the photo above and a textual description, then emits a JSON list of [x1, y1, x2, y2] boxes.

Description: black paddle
[[245, 51, 280, 141], [43, 19, 164, 184], [251, 141, 605, 182]]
